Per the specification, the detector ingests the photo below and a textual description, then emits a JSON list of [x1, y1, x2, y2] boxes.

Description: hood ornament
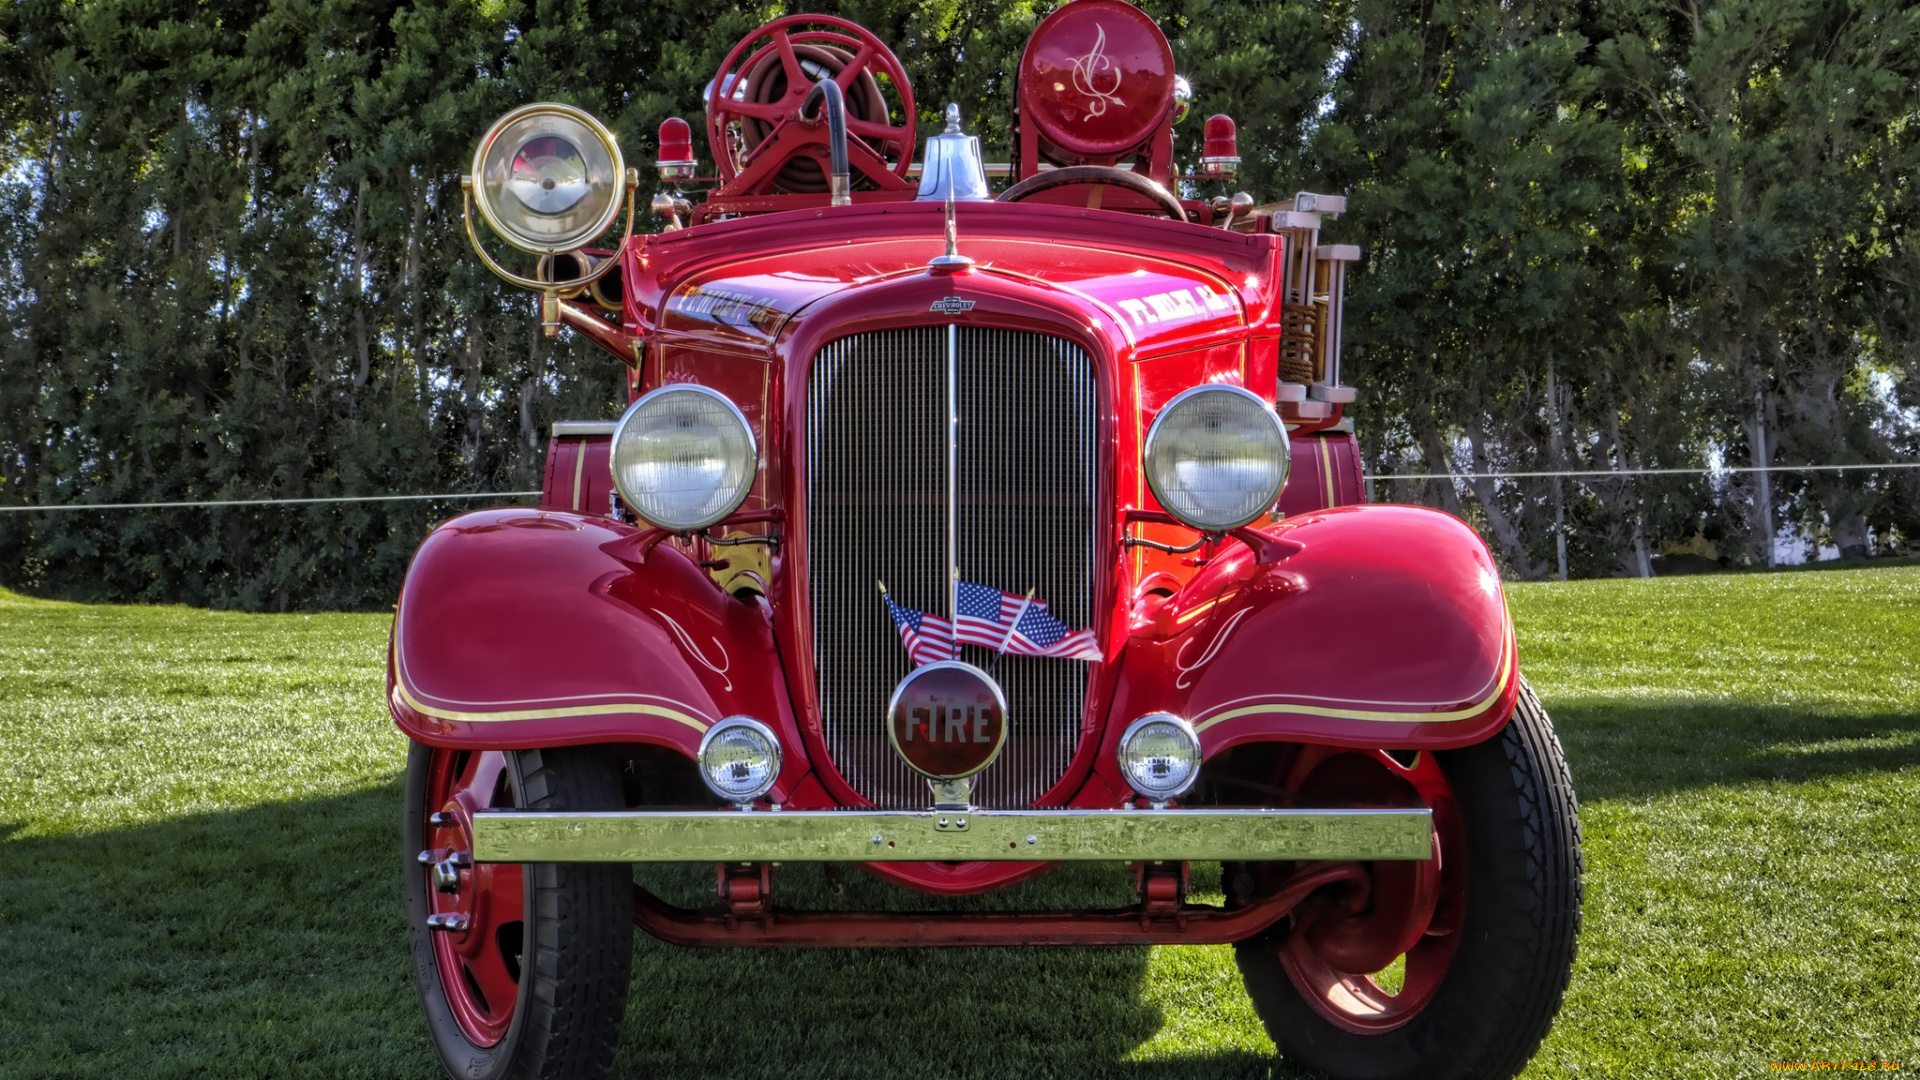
[[926, 110, 978, 275], [927, 189, 976, 274]]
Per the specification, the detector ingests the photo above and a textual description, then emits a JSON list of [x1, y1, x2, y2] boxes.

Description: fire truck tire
[[1234, 684, 1583, 1080], [406, 744, 634, 1080]]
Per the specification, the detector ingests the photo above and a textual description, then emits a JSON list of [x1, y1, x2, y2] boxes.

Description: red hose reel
[[703, 15, 917, 199]]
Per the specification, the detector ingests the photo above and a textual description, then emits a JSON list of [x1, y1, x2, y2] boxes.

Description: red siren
[[1201, 114, 1239, 178], [656, 117, 696, 181]]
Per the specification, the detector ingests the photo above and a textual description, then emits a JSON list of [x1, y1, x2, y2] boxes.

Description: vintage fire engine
[[393, 3, 1582, 1078]]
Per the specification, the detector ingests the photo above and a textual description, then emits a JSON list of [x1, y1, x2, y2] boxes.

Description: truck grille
[[808, 328, 1097, 809]]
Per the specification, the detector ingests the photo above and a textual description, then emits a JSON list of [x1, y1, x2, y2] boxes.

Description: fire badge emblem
[[886, 660, 1008, 795]]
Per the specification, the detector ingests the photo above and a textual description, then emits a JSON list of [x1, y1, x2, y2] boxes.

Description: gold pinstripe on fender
[[390, 595, 711, 731], [1192, 615, 1516, 729]]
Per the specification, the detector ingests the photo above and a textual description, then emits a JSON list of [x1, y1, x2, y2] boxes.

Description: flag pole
[[879, 580, 920, 669], [988, 587, 1036, 677]]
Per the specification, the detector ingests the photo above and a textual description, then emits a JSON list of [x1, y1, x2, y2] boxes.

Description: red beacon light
[[656, 117, 696, 181], [1200, 114, 1239, 179]]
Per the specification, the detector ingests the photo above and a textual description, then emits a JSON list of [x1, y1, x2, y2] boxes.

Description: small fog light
[[698, 716, 782, 808], [1117, 713, 1200, 806]]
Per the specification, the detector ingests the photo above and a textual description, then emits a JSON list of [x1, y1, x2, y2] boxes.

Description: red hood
[[630, 200, 1283, 359]]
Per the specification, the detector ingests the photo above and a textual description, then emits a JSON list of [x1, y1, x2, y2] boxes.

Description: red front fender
[[388, 508, 808, 798], [1105, 505, 1517, 776]]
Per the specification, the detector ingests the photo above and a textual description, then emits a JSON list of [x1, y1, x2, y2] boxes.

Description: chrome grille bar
[[809, 328, 1098, 809], [946, 322, 959, 649]]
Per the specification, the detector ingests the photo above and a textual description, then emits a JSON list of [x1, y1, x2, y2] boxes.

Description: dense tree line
[[1, 0, 1916, 609]]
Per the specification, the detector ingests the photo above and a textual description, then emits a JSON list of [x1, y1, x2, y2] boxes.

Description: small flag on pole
[[1001, 596, 1100, 660], [880, 583, 956, 666]]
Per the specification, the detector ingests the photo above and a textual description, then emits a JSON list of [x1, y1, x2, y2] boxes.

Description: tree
[[0, 0, 1914, 606]]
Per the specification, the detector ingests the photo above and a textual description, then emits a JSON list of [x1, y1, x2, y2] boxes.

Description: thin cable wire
[[0, 491, 542, 513], [1372, 462, 1920, 482], [2, 464, 1913, 513]]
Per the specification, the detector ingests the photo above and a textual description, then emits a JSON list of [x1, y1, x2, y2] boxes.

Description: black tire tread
[[405, 744, 633, 1080], [1438, 681, 1583, 1077], [1235, 679, 1583, 1080], [509, 747, 634, 1080]]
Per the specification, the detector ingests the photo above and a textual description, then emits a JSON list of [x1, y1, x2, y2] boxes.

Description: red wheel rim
[[705, 15, 917, 191], [424, 749, 526, 1047], [1278, 748, 1465, 1034]]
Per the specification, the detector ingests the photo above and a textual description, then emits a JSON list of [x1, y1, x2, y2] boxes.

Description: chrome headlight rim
[[1143, 384, 1290, 533], [470, 102, 626, 255], [1115, 712, 1202, 803], [609, 384, 758, 532], [697, 715, 783, 806]]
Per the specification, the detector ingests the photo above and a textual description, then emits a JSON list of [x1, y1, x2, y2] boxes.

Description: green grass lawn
[[0, 567, 1914, 1078]]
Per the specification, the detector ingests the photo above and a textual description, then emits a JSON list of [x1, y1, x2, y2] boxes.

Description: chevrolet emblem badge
[[929, 296, 975, 315]]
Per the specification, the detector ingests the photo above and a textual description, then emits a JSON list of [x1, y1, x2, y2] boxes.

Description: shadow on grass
[[7, 697, 1912, 1078], [618, 861, 1301, 1080], [0, 782, 426, 1080], [0, 785, 1301, 1080], [1548, 699, 1920, 801]]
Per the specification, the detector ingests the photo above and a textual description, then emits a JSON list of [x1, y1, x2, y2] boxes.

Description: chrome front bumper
[[470, 807, 1433, 863]]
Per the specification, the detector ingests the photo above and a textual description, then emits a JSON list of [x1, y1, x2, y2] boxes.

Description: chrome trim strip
[[570, 440, 587, 512], [946, 321, 959, 656], [471, 807, 1433, 863], [551, 421, 617, 437]]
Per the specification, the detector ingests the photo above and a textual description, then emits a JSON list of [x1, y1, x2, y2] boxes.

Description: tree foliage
[[1, 0, 1916, 608]]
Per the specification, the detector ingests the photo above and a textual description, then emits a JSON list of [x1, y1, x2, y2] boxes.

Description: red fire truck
[[394, 4, 1582, 1077]]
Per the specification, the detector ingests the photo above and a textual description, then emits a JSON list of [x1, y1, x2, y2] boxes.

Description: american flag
[[882, 582, 1101, 665], [880, 592, 955, 666], [1003, 598, 1101, 661]]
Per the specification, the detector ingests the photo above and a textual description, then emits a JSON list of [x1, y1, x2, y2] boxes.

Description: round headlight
[[698, 716, 782, 806], [1117, 713, 1201, 804], [1143, 385, 1289, 531], [610, 385, 758, 531], [471, 103, 625, 254]]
